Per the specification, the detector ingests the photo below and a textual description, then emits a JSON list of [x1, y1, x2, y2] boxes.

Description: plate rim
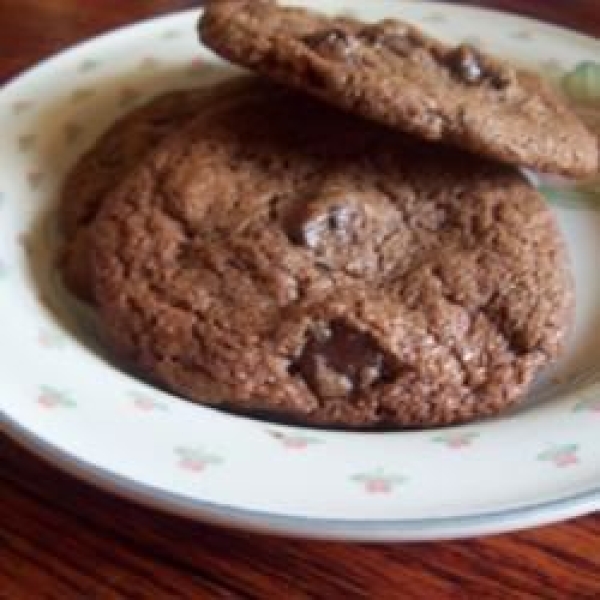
[[2, 409, 599, 541], [1, 1, 599, 540]]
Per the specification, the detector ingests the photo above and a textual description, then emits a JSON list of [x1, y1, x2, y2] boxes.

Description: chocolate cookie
[[59, 79, 257, 302], [200, 0, 597, 178], [91, 81, 573, 429]]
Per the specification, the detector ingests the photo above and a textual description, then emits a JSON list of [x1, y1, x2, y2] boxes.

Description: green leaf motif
[[351, 468, 405, 485], [269, 430, 322, 445], [38, 385, 76, 408], [38, 329, 66, 349], [537, 444, 578, 461], [175, 447, 222, 464], [433, 431, 480, 446], [79, 58, 100, 73], [129, 390, 168, 411], [423, 12, 447, 24], [162, 28, 183, 40]]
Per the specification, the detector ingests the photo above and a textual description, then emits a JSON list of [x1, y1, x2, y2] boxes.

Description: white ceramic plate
[[1, 1, 599, 541]]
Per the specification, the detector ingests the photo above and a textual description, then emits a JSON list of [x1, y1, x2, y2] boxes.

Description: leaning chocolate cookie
[[91, 80, 573, 428], [200, 0, 597, 178]]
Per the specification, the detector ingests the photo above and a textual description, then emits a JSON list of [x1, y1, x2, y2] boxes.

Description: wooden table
[[1, 1, 599, 597]]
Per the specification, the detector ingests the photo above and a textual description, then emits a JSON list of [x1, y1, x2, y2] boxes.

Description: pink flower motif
[[283, 438, 308, 450], [555, 454, 579, 467], [351, 469, 405, 494], [537, 444, 579, 468], [268, 430, 322, 450], [365, 479, 392, 494], [38, 396, 58, 409], [134, 398, 154, 411], [179, 458, 206, 472], [38, 330, 65, 349], [129, 391, 168, 412], [433, 431, 479, 449], [37, 386, 76, 409], [175, 447, 222, 473]]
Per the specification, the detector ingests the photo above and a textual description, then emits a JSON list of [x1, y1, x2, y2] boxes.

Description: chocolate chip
[[327, 205, 354, 232], [290, 320, 396, 399], [490, 70, 513, 90], [303, 28, 355, 60], [286, 203, 357, 249], [359, 24, 413, 56], [448, 44, 484, 84], [268, 194, 282, 220], [288, 211, 328, 248]]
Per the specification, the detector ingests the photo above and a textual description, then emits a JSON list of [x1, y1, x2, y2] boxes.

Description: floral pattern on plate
[[175, 447, 223, 472], [351, 468, 407, 494], [37, 386, 76, 409]]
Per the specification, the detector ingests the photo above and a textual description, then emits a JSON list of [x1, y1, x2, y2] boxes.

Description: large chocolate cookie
[[59, 80, 258, 302], [91, 80, 573, 428], [200, 0, 597, 178]]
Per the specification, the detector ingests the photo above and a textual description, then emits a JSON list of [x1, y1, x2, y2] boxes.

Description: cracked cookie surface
[[91, 79, 573, 428], [200, 0, 597, 178], [59, 80, 257, 302]]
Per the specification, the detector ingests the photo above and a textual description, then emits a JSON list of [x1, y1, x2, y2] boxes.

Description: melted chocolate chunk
[[445, 44, 512, 89], [290, 212, 328, 248], [290, 320, 396, 400], [286, 202, 357, 249], [359, 24, 413, 56], [448, 44, 484, 84], [303, 28, 355, 60]]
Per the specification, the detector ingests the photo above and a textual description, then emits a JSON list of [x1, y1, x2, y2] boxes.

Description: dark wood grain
[[1, 1, 600, 598]]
